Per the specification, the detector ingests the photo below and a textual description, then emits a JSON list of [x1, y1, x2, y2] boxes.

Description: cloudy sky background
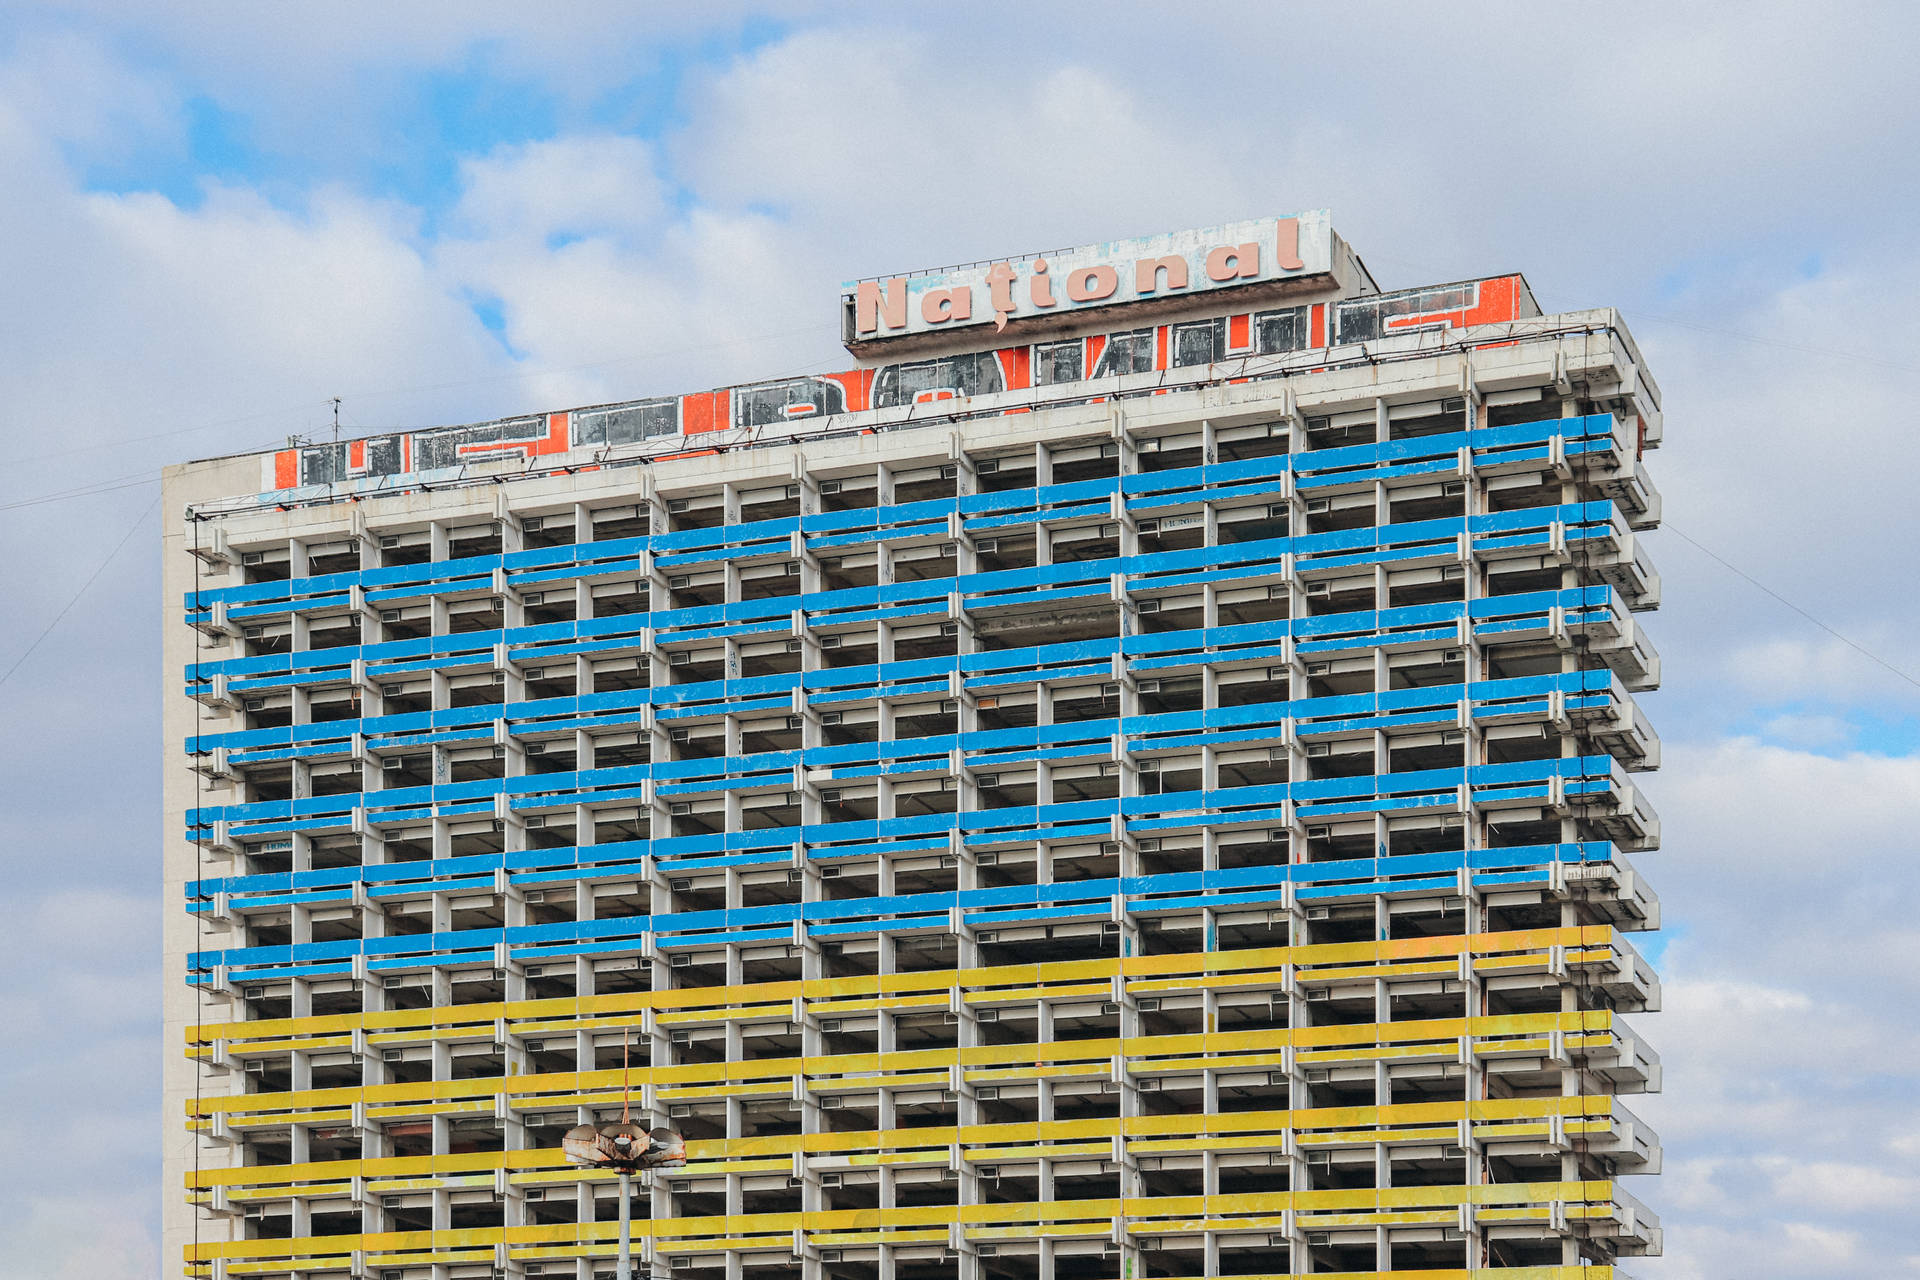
[[1, 2, 1917, 1275]]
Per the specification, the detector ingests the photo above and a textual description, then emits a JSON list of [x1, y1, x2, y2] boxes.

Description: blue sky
[[1, 3, 1918, 1276], [69, 17, 794, 214]]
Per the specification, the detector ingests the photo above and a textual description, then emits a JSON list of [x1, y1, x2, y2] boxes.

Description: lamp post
[[561, 1036, 685, 1280], [617, 1168, 633, 1280]]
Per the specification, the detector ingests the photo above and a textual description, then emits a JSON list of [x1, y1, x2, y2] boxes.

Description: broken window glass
[[365, 435, 402, 476], [870, 353, 1005, 408], [1032, 340, 1084, 386], [573, 398, 680, 446], [411, 417, 541, 471], [1092, 328, 1156, 378], [299, 444, 345, 486], [733, 378, 848, 429], [1337, 285, 1476, 343], [1171, 318, 1228, 368], [1255, 307, 1308, 355]]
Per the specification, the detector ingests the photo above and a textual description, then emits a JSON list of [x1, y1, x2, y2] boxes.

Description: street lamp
[[562, 1036, 685, 1280]]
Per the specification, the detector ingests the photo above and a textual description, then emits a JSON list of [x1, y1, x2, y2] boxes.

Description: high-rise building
[[163, 212, 1665, 1280]]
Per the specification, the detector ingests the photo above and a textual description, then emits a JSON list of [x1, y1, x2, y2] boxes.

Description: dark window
[[1255, 307, 1308, 355], [299, 444, 344, 486], [574, 398, 680, 445], [733, 378, 847, 429], [366, 435, 402, 476], [1092, 328, 1156, 378], [870, 353, 1004, 408], [1171, 318, 1227, 368], [1337, 301, 1381, 344], [1032, 340, 1083, 386]]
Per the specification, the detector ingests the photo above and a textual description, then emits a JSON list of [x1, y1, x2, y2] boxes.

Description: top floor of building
[[167, 212, 1660, 525]]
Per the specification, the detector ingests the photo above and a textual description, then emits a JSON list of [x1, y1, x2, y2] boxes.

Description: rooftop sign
[[842, 211, 1333, 350]]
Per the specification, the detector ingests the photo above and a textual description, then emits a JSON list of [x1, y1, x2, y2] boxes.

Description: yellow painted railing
[[187, 1180, 1624, 1267], [186, 1093, 1630, 1196], [188, 926, 1634, 1059], [187, 1008, 1619, 1126]]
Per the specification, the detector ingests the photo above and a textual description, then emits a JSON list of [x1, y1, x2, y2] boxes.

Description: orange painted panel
[[1004, 346, 1029, 391], [681, 390, 727, 435], [1228, 313, 1250, 351]]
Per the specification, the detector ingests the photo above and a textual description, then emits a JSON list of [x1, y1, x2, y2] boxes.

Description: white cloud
[[1754, 709, 1854, 751], [1721, 635, 1920, 710], [436, 173, 828, 405], [0, 891, 160, 1280], [0, 162, 511, 491], [1769, 1160, 1920, 1215], [0, 27, 180, 161], [1630, 736, 1920, 1276], [451, 135, 667, 245], [0, 1193, 158, 1280], [1646, 256, 1920, 733], [1781, 1221, 1861, 1262], [672, 28, 1254, 267]]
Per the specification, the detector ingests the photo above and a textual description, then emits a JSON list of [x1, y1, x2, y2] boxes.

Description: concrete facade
[[162, 216, 1665, 1280]]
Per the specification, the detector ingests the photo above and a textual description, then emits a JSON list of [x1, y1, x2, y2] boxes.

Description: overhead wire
[[7, 399, 346, 467], [0, 319, 836, 516], [1366, 249, 1920, 696], [314, 319, 821, 409], [1362, 248, 1920, 378], [0, 472, 162, 514], [8, 320, 826, 468], [1664, 523, 1920, 692], [0, 491, 160, 693], [190, 506, 207, 1269], [1624, 313, 1920, 379]]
